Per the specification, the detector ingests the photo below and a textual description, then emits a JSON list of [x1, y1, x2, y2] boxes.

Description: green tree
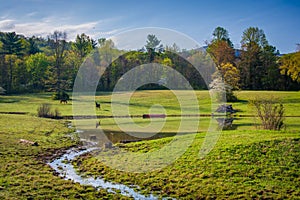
[[98, 38, 106, 47], [48, 31, 68, 91], [241, 27, 268, 49], [4, 54, 23, 91], [165, 43, 180, 53], [0, 32, 25, 92], [25, 53, 50, 90], [26, 36, 40, 55], [260, 45, 282, 89], [239, 27, 277, 90], [187, 50, 215, 85], [212, 26, 233, 47], [145, 34, 163, 62], [72, 33, 94, 60], [64, 49, 83, 87], [0, 32, 24, 55]]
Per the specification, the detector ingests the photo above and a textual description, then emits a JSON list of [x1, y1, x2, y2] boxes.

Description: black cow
[[95, 102, 101, 109], [60, 99, 68, 104]]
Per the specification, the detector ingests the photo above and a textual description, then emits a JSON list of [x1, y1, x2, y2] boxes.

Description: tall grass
[[37, 103, 61, 119]]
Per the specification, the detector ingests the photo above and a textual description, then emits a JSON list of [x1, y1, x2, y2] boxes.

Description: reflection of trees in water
[[215, 117, 237, 130], [78, 129, 176, 144]]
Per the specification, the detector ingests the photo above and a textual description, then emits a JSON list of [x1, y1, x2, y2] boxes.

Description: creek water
[[48, 146, 157, 199]]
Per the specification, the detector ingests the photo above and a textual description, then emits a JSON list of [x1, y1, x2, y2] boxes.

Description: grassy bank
[[0, 114, 128, 199], [75, 130, 300, 199]]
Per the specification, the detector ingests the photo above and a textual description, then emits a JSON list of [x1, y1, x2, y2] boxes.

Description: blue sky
[[0, 0, 299, 53]]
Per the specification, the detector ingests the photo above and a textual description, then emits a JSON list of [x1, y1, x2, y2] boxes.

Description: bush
[[250, 98, 285, 131], [37, 104, 61, 119], [52, 90, 69, 100], [37, 103, 51, 118]]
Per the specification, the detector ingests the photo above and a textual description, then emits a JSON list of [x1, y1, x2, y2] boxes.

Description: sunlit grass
[[0, 114, 128, 199], [0, 90, 299, 198], [0, 90, 299, 117], [75, 130, 300, 199]]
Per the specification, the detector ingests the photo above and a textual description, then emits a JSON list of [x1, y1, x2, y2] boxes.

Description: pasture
[[1, 90, 299, 132], [0, 90, 299, 199], [1, 90, 300, 116], [0, 114, 126, 199]]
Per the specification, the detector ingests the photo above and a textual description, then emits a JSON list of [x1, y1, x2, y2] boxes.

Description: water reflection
[[79, 129, 176, 144], [214, 117, 237, 130], [74, 116, 241, 145]]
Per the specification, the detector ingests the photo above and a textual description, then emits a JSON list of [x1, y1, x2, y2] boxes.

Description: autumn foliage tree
[[279, 51, 300, 83], [207, 27, 235, 67], [207, 27, 239, 101]]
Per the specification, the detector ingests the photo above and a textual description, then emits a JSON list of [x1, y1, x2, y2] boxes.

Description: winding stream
[[48, 146, 157, 199]]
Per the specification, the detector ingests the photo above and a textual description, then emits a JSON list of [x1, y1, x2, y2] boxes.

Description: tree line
[[0, 27, 299, 94]]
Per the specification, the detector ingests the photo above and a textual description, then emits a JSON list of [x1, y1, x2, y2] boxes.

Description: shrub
[[37, 104, 61, 119], [37, 103, 51, 118], [53, 108, 61, 119], [250, 98, 285, 131]]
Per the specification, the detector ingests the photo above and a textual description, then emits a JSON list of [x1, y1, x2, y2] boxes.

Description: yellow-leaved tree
[[279, 52, 300, 83], [220, 62, 240, 90]]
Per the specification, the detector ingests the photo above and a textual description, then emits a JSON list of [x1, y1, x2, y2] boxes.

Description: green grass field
[[75, 130, 300, 199], [0, 90, 299, 199], [0, 90, 299, 115], [1, 90, 300, 132], [0, 114, 129, 199]]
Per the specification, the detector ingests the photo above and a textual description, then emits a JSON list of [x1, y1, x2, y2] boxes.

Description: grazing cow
[[60, 99, 68, 104], [95, 101, 101, 109]]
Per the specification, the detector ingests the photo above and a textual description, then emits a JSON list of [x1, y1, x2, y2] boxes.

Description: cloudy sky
[[0, 0, 299, 53]]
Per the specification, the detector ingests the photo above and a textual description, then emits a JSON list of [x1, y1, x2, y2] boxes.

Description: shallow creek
[[48, 145, 158, 199]]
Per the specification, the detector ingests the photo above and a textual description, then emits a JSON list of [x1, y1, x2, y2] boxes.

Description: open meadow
[[0, 90, 299, 199]]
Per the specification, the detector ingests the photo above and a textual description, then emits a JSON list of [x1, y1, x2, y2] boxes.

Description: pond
[[73, 115, 300, 144]]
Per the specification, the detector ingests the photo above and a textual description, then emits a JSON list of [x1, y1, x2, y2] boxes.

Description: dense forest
[[0, 26, 299, 94]]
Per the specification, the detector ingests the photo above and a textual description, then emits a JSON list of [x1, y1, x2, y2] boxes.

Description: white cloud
[[0, 19, 15, 30], [0, 16, 126, 40]]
